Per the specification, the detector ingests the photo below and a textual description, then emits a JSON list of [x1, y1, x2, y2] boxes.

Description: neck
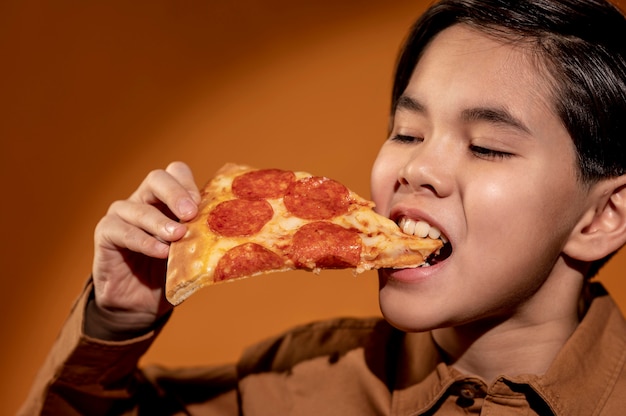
[[433, 316, 579, 382], [432, 276, 583, 382]]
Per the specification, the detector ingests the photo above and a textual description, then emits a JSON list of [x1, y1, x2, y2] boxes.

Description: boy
[[20, 0, 626, 414]]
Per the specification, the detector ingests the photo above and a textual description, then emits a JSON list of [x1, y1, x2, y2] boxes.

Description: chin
[[378, 284, 442, 333]]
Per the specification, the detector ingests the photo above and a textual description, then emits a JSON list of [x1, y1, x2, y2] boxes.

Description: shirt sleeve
[[18, 282, 240, 416]]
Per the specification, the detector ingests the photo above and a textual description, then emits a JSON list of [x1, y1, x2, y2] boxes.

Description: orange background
[[2, 1, 626, 413]]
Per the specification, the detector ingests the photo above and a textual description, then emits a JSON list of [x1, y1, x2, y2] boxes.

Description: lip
[[383, 204, 452, 283], [381, 254, 449, 284]]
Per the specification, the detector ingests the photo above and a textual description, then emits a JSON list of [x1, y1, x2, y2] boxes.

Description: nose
[[397, 139, 455, 198]]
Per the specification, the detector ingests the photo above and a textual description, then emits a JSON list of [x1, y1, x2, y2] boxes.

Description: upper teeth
[[398, 217, 448, 243]]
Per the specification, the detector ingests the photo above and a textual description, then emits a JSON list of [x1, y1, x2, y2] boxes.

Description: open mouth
[[397, 217, 452, 266]]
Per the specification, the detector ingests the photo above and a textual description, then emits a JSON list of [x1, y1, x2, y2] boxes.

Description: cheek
[[466, 167, 582, 249], [370, 150, 397, 215]]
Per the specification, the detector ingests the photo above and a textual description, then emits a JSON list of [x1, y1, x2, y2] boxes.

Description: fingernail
[[165, 222, 179, 235], [178, 198, 196, 217]]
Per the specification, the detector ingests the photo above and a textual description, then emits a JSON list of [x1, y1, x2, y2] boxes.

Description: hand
[[91, 161, 201, 331]]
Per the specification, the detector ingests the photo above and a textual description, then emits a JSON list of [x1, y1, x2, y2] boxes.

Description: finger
[[108, 199, 187, 242], [165, 161, 201, 204], [95, 213, 171, 259], [131, 166, 199, 222]]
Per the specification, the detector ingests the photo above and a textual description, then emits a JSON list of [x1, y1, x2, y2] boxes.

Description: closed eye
[[390, 134, 423, 144], [470, 145, 513, 160]]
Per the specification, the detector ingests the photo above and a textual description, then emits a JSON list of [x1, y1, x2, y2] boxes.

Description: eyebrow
[[396, 95, 425, 113], [461, 107, 531, 134], [395, 94, 531, 135]]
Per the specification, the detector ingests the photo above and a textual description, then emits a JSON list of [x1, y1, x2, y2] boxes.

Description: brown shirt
[[20, 283, 626, 415]]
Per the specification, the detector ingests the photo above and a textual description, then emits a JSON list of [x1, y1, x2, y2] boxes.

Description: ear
[[564, 176, 626, 262]]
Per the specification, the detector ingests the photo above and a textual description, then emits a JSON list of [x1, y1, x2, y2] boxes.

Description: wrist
[[84, 294, 171, 341]]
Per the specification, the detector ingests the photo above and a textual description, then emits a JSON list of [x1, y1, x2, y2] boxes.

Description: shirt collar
[[387, 283, 626, 415], [522, 283, 626, 415], [389, 326, 470, 414]]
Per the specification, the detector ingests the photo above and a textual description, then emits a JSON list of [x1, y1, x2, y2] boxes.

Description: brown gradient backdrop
[[2, 1, 626, 413]]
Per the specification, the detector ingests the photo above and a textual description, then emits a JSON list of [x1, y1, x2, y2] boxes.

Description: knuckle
[[145, 168, 167, 183], [94, 215, 113, 239], [166, 161, 186, 173], [93, 220, 105, 241], [107, 199, 125, 214]]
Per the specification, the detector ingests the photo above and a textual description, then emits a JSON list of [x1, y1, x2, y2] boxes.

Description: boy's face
[[371, 24, 592, 332]]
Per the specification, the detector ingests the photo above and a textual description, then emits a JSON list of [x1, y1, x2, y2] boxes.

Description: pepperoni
[[289, 222, 362, 268], [284, 176, 351, 220], [215, 243, 284, 282], [208, 199, 273, 237], [232, 169, 296, 200]]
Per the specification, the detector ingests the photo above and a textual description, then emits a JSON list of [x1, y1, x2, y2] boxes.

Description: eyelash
[[390, 135, 513, 160], [469, 145, 513, 160], [390, 134, 422, 144]]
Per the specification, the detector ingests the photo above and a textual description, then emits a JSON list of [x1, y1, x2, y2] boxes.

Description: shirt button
[[459, 384, 478, 400], [452, 380, 486, 408]]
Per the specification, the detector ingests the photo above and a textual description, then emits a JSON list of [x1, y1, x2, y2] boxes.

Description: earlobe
[[564, 177, 626, 262]]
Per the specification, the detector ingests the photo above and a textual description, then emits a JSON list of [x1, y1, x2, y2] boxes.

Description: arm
[[19, 162, 239, 415]]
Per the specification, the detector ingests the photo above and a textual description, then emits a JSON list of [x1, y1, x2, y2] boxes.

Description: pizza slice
[[165, 163, 444, 305]]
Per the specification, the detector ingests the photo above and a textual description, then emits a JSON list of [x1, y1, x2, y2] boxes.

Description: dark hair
[[392, 0, 626, 277], [392, 0, 626, 184]]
